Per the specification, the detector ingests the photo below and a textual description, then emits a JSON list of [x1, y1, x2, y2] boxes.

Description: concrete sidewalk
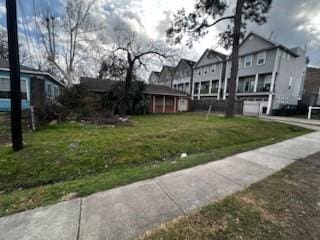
[[1, 131, 320, 240], [260, 115, 320, 130]]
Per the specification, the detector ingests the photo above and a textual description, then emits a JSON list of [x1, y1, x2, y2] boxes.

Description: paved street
[[1, 131, 320, 240]]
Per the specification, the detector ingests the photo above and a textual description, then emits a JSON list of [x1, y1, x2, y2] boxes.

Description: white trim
[[267, 48, 281, 115], [21, 78, 30, 101], [218, 63, 223, 100], [254, 74, 259, 92], [0, 67, 65, 87], [256, 51, 267, 65], [244, 55, 253, 68]]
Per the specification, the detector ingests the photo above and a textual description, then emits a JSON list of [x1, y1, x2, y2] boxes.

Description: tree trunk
[[119, 63, 134, 116], [225, 0, 244, 117]]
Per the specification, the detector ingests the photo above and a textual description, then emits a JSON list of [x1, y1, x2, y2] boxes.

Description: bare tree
[[0, 28, 9, 61], [100, 29, 176, 115], [167, 0, 273, 117], [35, 0, 97, 85], [0, 28, 31, 65]]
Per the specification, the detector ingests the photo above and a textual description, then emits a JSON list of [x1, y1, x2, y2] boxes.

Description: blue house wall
[[0, 71, 31, 111], [0, 69, 62, 112]]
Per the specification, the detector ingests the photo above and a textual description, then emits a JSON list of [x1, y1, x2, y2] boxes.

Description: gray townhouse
[[223, 32, 307, 115], [192, 49, 227, 100], [148, 71, 160, 84], [157, 65, 176, 87], [172, 59, 195, 95]]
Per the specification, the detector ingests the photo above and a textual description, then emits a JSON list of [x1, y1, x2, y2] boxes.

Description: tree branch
[[188, 15, 234, 33]]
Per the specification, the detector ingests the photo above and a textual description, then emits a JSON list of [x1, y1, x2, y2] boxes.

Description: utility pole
[[6, 0, 23, 151]]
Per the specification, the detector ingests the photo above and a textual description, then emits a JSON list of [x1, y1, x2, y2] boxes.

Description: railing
[[308, 106, 320, 120]]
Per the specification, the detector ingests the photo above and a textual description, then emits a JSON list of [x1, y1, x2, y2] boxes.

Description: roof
[[0, 60, 65, 87], [181, 58, 196, 68], [151, 71, 160, 77], [144, 84, 188, 97], [237, 32, 300, 58], [161, 65, 176, 74], [80, 77, 188, 97], [80, 77, 117, 93], [175, 59, 196, 72], [194, 49, 227, 68]]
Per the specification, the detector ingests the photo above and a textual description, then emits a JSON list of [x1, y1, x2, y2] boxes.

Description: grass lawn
[[0, 113, 10, 145], [0, 113, 310, 217], [139, 152, 320, 240]]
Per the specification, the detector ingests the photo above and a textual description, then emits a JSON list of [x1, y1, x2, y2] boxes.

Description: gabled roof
[[79, 77, 188, 97], [144, 84, 188, 97], [0, 60, 65, 87], [237, 32, 300, 58], [175, 58, 196, 72], [160, 65, 176, 74], [194, 49, 227, 68], [151, 71, 160, 77]]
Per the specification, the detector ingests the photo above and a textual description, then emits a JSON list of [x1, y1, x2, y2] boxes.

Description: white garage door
[[243, 101, 261, 116], [178, 98, 188, 112]]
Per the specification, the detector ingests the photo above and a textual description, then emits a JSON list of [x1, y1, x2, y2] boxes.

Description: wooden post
[[162, 96, 166, 113], [152, 95, 155, 113], [174, 97, 177, 112], [6, 0, 23, 151]]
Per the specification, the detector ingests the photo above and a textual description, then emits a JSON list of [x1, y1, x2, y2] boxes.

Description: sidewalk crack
[[76, 198, 83, 240], [155, 181, 187, 216]]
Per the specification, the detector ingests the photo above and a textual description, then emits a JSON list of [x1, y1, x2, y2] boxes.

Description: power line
[[18, 0, 42, 66]]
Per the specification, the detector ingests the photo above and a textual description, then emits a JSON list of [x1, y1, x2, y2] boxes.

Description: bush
[[38, 80, 148, 123]]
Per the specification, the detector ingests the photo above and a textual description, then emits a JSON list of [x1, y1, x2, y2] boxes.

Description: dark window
[[0, 78, 28, 99]]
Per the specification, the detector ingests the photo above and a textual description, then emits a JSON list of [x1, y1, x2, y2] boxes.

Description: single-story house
[[0, 60, 64, 112], [144, 84, 190, 113], [80, 77, 190, 113]]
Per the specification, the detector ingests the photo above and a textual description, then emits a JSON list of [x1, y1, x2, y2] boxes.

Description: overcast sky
[[0, 0, 320, 76]]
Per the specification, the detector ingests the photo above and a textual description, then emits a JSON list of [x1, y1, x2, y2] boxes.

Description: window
[[185, 83, 190, 93], [238, 58, 242, 68], [204, 66, 208, 75], [238, 76, 255, 93], [211, 80, 219, 93], [244, 55, 253, 68], [200, 81, 210, 94], [20, 79, 28, 99], [257, 51, 266, 65], [211, 64, 216, 73], [0, 77, 28, 99], [0, 78, 10, 99], [46, 83, 53, 99], [288, 77, 293, 90], [282, 52, 287, 59], [194, 83, 200, 94], [257, 74, 272, 92]]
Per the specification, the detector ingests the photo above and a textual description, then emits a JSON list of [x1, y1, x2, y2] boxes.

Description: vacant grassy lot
[[0, 113, 310, 217], [0, 113, 10, 145], [139, 152, 320, 240]]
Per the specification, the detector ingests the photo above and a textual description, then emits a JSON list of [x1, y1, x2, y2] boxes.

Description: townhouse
[[192, 49, 227, 100], [148, 32, 307, 115], [157, 65, 176, 87], [223, 32, 306, 115], [172, 59, 195, 95], [148, 71, 160, 84]]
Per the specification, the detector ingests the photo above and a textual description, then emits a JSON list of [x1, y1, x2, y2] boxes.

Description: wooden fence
[[190, 99, 244, 114]]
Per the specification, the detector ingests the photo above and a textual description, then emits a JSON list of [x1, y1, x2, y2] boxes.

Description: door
[[178, 98, 188, 112]]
